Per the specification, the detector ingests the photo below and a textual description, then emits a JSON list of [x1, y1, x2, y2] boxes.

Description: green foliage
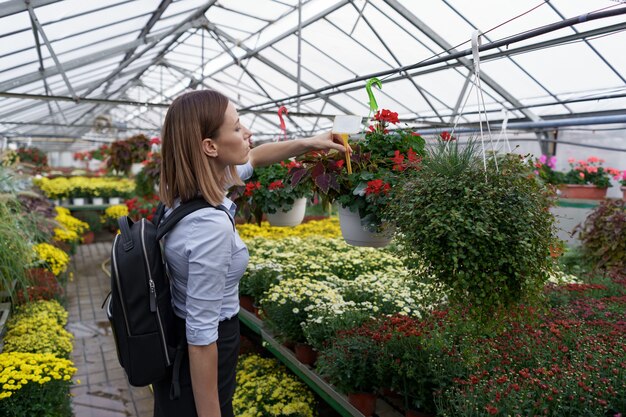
[[577, 199, 626, 270], [316, 326, 382, 394], [0, 199, 32, 301], [135, 152, 161, 197], [386, 140, 559, 321], [107, 134, 150, 174], [73, 210, 103, 233]]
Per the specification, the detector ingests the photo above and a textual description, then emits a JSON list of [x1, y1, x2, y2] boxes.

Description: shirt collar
[[220, 195, 237, 218]]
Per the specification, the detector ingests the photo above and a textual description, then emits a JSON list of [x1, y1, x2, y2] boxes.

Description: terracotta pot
[[337, 205, 392, 248], [559, 184, 607, 200], [266, 197, 307, 227], [406, 409, 436, 417], [239, 295, 255, 313], [282, 340, 296, 350], [252, 304, 263, 320], [82, 231, 95, 245], [380, 387, 401, 399], [294, 343, 317, 366], [347, 392, 377, 417], [621, 186, 626, 200]]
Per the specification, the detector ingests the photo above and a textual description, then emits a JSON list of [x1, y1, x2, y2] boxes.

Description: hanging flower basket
[[559, 184, 607, 200], [266, 197, 307, 227], [337, 206, 392, 248]]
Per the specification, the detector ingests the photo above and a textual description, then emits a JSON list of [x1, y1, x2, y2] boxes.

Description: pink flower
[[539, 155, 547, 165], [587, 156, 600, 163], [586, 166, 598, 174], [579, 172, 585, 179], [567, 157, 575, 164]]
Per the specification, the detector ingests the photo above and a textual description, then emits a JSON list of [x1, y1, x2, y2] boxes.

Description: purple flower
[[548, 156, 556, 169], [539, 155, 547, 165]]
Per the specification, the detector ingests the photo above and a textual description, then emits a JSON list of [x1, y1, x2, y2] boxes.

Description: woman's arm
[[189, 344, 220, 417], [248, 131, 348, 168]]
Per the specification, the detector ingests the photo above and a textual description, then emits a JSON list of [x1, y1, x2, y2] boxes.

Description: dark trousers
[[153, 315, 240, 417]]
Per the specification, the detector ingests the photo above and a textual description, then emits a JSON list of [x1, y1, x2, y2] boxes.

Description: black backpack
[[105, 198, 229, 389]]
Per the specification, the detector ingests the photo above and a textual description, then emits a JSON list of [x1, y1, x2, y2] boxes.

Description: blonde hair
[[159, 90, 243, 207]]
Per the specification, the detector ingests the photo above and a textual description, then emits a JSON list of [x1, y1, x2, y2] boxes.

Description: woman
[[153, 89, 347, 417]]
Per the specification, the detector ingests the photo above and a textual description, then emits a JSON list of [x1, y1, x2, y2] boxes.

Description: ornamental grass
[[234, 354, 316, 417]]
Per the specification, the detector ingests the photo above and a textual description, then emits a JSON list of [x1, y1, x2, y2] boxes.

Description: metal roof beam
[[207, 23, 353, 115], [382, 0, 541, 123], [347, 2, 446, 122], [546, 2, 626, 84], [26, 4, 76, 98], [0, 0, 61, 18], [0, 17, 206, 92], [205, 0, 349, 79]]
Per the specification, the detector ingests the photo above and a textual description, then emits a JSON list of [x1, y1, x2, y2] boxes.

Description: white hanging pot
[[92, 197, 104, 205], [266, 197, 307, 227], [337, 205, 392, 248], [131, 163, 143, 175], [72, 197, 85, 206]]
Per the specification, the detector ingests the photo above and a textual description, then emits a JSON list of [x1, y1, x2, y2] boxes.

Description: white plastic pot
[[108, 197, 122, 205], [92, 197, 104, 205], [266, 197, 307, 227], [72, 197, 86, 206], [337, 205, 392, 248]]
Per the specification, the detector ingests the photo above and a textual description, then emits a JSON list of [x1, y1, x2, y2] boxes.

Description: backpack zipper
[[111, 234, 131, 336], [140, 220, 171, 366]]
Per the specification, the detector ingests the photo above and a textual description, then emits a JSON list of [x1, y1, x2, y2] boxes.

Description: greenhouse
[[0, 0, 625, 416]]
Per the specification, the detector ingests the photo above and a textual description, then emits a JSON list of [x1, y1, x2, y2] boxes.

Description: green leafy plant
[[73, 210, 103, 233], [289, 109, 425, 231], [107, 134, 150, 174], [135, 152, 161, 197], [316, 324, 383, 394], [386, 139, 560, 321], [576, 199, 626, 270]]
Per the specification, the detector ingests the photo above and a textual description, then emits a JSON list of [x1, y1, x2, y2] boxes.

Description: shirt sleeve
[[236, 161, 254, 181], [184, 208, 233, 346]]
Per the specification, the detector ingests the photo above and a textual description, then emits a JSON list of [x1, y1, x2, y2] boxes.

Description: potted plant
[[316, 324, 383, 417], [260, 277, 343, 346], [559, 157, 619, 200], [386, 138, 560, 322], [289, 109, 425, 247]]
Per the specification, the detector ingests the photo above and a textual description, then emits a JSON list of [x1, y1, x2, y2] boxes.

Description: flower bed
[[234, 354, 316, 417], [236, 217, 341, 240], [34, 176, 135, 201], [241, 223, 624, 416], [0, 300, 77, 416]]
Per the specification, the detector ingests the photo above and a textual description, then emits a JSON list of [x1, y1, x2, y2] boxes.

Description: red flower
[[365, 179, 390, 196], [268, 180, 284, 190], [150, 137, 161, 145], [391, 150, 406, 171], [373, 109, 399, 124], [407, 148, 420, 164], [441, 131, 455, 142], [485, 405, 498, 415], [244, 181, 261, 196]]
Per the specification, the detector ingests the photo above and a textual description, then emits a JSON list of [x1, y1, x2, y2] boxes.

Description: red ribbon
[[278, 106, 288, 140]]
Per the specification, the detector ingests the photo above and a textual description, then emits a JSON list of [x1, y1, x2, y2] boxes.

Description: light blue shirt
[[163, 162, 253, 346]]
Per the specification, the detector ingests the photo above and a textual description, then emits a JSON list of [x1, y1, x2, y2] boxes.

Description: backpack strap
[[156, 197, 235, 241]]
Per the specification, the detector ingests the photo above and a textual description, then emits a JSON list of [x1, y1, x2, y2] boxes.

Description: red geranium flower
[[268, 180, 284, 191], [373, 109, 399, 124], [365, 179, 390, 196]]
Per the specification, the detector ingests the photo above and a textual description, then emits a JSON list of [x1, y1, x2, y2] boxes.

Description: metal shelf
[[239, 309, 402, 417]]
